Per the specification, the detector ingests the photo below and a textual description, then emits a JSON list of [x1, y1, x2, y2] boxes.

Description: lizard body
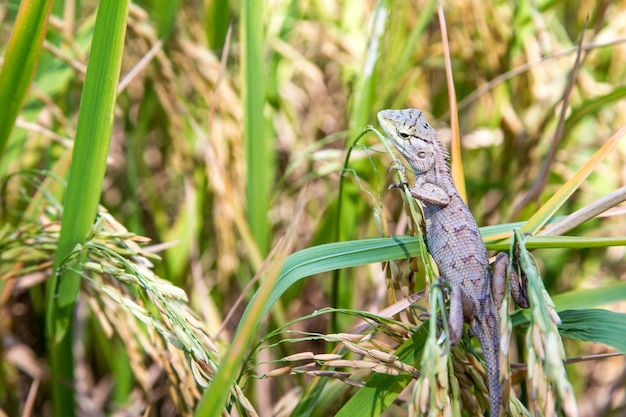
[[378, 108, 526, 417]]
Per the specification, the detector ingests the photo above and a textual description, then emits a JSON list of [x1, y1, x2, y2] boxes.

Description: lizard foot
[[448, 286, 464, 345], [492, 252, 529, 309], [512, 240, 530, 308], [388, 181, 410, 191], [510, 266, 529, 308]]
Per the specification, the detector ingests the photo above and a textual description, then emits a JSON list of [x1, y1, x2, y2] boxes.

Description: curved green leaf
[[559, 309, 626, 353], [256, 236, 422, 319]]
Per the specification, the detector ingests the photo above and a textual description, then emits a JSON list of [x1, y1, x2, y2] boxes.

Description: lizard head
[[377, 108, 439, 175]]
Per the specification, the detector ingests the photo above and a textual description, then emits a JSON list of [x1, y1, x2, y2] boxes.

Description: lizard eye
[[417, 151, 426, 159], [397, 129, 411, 139]]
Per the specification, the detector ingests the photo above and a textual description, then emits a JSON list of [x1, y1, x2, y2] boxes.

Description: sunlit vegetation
[[1, 1, 626, 416]]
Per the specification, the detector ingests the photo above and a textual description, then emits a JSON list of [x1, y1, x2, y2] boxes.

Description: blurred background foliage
[[1, 0, 626, 415]]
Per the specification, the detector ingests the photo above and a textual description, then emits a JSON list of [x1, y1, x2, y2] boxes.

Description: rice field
[[1, 1, 626, 416]]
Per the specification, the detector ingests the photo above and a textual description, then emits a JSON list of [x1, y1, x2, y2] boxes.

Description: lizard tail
[[471, 317, 502, 417]]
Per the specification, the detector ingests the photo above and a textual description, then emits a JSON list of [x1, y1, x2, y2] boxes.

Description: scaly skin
[[378, 108, 518, 417]]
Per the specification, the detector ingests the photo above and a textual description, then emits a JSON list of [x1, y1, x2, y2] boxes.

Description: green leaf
[[559, 309, 626, 353], [511, 281, 626, 327], [47, 0, 130, 344], [206, 0, 230, 49], [487, 235, 626, 251], [0, 0, 52, 162], [256, 236, 422, 319], [44, 2, 130, 416], [242, 0, 271, 255]]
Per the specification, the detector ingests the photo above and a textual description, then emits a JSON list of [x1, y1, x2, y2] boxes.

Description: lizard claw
[[418, 311, 431, 321], [509, 262, 529, 308], [387, 159, 406, 174], [388, 181, 409, 191]]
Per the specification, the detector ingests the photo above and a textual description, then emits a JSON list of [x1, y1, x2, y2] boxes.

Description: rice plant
[[1, 1, 626, 416]]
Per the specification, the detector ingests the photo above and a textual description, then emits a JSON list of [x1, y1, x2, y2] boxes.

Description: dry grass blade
[[512, 19, 589, 220], [521, 123, 626, 235], [216, 234, 286, 340], [539, 185, 626, 236], [437, 0, 465, 202], [117, 38, 163, 94], [450, 36, 626, 116]]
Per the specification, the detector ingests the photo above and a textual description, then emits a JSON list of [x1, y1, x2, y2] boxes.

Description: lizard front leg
[[448, 286, 477, 345], [389, 180, 450, 206], [387, 161, 450, 206], [407, 177, 451, 206]]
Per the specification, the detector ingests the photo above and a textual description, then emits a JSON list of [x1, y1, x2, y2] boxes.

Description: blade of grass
[[0, 0, 52, 161], [333, 0, 390, 332], [206, 0, 230, 50], [44, 2, 130, 416], [437, 0, 465, 201], [486, 235, 626, 251], [553, 282, 626, 312], [558, 309, 626, 353], [236, 231, 626, 324], [521, 124, 626, 235], [242, 0, 271, 255], [512, 281, 626, 327], [539, 185, 626, 236], [511, 282, 626, 326], [194, 199, 301, 416], [512, 19, 588, 219], [348, 0, 388, 136], [152, 0, 180, 37]]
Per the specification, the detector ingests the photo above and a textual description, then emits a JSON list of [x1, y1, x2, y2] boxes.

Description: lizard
[[377, 108, 529, 417]]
